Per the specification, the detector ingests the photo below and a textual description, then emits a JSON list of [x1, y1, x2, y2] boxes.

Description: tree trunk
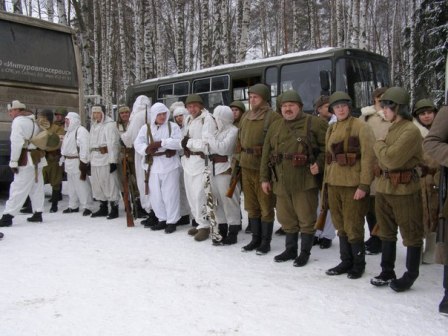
[[350, 0, 360, 48], [12, 0, 23, 14], [238, 0, 250, 61], [359, 0, 368, 49], [201, 0, 211, 68], [176, 0, 186, 73], [117, 0, 129, 101], [336, 0, 344, 47], [212, 0, 223, 66], [409, 0, 416, 105], [47, 0, 54, 22], [134, 0, 144, 82], [56, 0, 68, 25]]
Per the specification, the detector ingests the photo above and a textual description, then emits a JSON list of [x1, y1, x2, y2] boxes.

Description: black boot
[[91, 201, 108, 218], [176, 214, 190, 226], [366, 236, 382, 255], [165, 223, 177, 234], [213, 223, 228, 246], [151, 220, 167, 231], [0, 214, 14, 227], [135, 198, 147, 218], [371, 240, 397, 286], [390, 246, 421, 292], [50, 189, 59, 213], [294, 233, 314, 267], [223, 225, 239, 245], [0, 232, 3, 239], [244, 223, 252, 233], [326, 235, 353, 275], [439, 265, 448, 315], [142, 210, 158, 227], [256, 221, 274, 255], [192, 219, 199, 227], [63, 207, 79, 213], [241, 218, 262, 252], [27, 212, 43, 222], [274, 232, 298, 262], [20, 197, 33, 214], [107, 201, 119, 219], [347, 242, 366, 279], [275, 227, 286, 236]]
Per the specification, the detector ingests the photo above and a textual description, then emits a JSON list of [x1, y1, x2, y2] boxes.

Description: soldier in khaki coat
[[370, 87, 424, 292], [324, 92, 375, 279], [238, 84, 281, 255], [260, 90, 327, 266], [423, 105, 448, 315]]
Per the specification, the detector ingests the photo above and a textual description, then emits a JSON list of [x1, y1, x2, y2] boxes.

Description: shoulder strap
[[75, 127, 80, 154]]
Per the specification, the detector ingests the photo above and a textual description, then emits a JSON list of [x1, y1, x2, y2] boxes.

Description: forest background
[[2, 0, 447, 111]]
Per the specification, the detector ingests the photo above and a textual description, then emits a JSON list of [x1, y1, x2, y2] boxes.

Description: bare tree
[[56, 0, 67, 25], [47, 0, 54, 22], [237, 0, 250, 61], [0, 0, 6, 11], [12, 0, 23, 14], [175, 0, 186, 73], [134, 0, 143, 82], [350, 0, 360, 48], [336, 0, 344, 47], [201, 0, 211, 68], [212, 0, 223, 65], [117, 0, 129, 100]]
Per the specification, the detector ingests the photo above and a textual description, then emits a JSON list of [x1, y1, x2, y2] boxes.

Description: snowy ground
[[0, 188, 447, 336]]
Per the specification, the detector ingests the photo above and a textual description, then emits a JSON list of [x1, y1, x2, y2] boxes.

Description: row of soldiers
[[0, 83, 447, 314]]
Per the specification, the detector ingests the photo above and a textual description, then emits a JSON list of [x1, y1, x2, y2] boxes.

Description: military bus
[[126, 47, 389, 116], [0, 11, 83, 182]]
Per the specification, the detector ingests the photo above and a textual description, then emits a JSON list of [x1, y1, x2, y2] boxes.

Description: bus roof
[[0, 11, 74, 34], [135, 47, 387, 88]]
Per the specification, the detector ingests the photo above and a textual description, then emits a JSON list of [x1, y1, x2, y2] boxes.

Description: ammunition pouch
[[18, 148, 28, 167], [209, 154, 228, 163], [99, 146, 108, 154], [333, 153, 358, 167], [30, 149, 45, 165], [330, 141, 344, 156], [79, 161, 90, 181], [269, 153, 282, 165], [283, 153, 308, 167], [347, 136, 360, 154], [375, 168, 416, 187]]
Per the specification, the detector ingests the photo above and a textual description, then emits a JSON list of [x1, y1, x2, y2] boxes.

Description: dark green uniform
[[260, 113, 327, 234]]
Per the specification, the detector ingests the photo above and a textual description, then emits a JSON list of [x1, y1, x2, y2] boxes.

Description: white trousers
[[90, 165, 121, 202], [135, 152, 151, 211], [67, 172, 94, 210], [211, 173, 241, 226], [4, 166, 44, 216], [184, 171, 209, 229], [178, 166, 191, 217], [149, 168, 180, 224]]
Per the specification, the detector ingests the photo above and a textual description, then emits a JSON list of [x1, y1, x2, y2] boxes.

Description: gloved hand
[[11, 167, 18, 174], [145, 141, 162, 155], [181, 136, 190, 150], [110, 163, 117, 173]]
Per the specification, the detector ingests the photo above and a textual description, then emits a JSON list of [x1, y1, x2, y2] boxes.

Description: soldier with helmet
[[238, 83, 281, 255], [229, 100, 245, 128], [40, 109, 66, 213], [260, 90, 327, 266], [370, 87, 424, 292], [181, 94, 218, 241], [324, 92, 375, 279], [412, 99, 439, 264]]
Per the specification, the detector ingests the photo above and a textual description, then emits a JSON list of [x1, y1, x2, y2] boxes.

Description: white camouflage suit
[[60, 112, 93, 211], [134, 103, 182, 224], [4, 113, 47, 216], [121, 95, 152, 211], [89, 108, 121, 202], [204, 106, 241, 227], [182, 108, 217, 229]]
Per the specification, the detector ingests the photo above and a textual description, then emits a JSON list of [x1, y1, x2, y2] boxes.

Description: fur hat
[[7, 100, 26, 110]]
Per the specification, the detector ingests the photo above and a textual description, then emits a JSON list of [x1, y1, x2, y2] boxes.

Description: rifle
[[315, 183, 328, 231], [437, 161, 448, 244], [122, 149, 134, 227], [226, 164, 241, 198]]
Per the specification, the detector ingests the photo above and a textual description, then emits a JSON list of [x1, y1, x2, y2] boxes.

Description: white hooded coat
[[89, 110, 120, 167]]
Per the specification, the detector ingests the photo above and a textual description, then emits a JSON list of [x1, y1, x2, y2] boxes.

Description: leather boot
[[107, 201, 119, 219], [347, 242, 366, 279], [135, 198, 147, 218], [439, 265, 448, 315], [176, 214, 190, 226], [223, 225, 239, 245], [274, 232, 298, 262], [142, 210, 158, 227], [27, 212, 43, 222], [326, 235, 353, 275], [20, 197, 33, 214], [151, 220, 167, 231], [91, 201, 108, 217], [371, 240, 397, 286], [241, 218, 262, 252], [0, 214, 14, 227], [213, 223, 228, 246], [293, 233, 314, 267], [50, 189, 59, 213], [390, 246, 421, 292], [256, 221, 274, 255]]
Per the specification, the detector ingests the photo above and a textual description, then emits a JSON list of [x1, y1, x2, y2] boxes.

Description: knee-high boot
[[274, 232, 298, 262], [256, 221, 273, 255], [326, 235, 353, 275], [439, 265, 448, 315], [241, 218, 262, 252], [390, 246, 421, 292], [371, 240, 397, 286], [347, 242, 366, 279], [293, 233, 314, 267]]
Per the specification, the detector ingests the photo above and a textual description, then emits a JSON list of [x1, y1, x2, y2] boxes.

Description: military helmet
[[248, 83, 270, 102], [54, 107, 68, 116], [380, 87, 410, 106], [328, 91, 352, 112], [229, 100, 246, 113], [280, 90, 303, 105], [185, 94, 204, 106], [413, 98, 436, 116]]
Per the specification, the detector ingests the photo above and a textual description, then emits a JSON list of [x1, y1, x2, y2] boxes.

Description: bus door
[[192, 75, 230, 111]]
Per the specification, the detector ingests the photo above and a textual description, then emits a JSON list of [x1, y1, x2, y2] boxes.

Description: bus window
[[265, 66, 278, 107], [280, 59, 332, 112], [193, 75, 230, 110], [211, 76, 229, 91], [174, 82, 189, 96], [158, 84, 173, 99]]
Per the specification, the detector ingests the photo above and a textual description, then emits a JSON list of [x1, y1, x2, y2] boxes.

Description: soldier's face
[[281, 102, 301, 120], [231, 107, 242, 121], [119, 111, 130, 122], [333, 103, 350, 121], [382, 105, 397, 122], [417, 110, 435, 127], [65, 118, 70, 128], [8, 108, 20, 119], [186, 103, 202, 119], [174, 115, 184, 126], [249, 93, 264, 109], [54, 114, 65, 123], [92, 111, 103, 122], [155, 112, 167, 125], [318, 103, 331, 120]]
